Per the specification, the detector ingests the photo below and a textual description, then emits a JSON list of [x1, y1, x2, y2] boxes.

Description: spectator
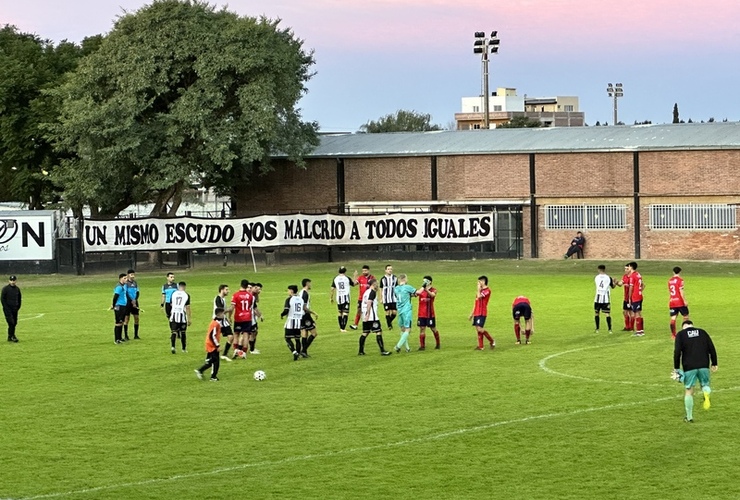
[[564, 231, 586, 259]]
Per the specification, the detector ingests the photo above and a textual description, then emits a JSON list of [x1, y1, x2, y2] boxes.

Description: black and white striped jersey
[[380, 274, 398, 304], [332, 275, 353, 304], [594, 274, 613, 304], [169, 290, 190, 323], [361, 288, 379, 321], [284, 295, 304, 329], [213, 295, 230, 327]]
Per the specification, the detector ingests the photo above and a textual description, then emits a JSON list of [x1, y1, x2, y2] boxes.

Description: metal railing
[[545, 204, 627, 230], [649, 204, 736, 230]]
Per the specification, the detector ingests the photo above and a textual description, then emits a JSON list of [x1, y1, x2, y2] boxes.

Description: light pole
[[474, 31, 500, 129], [606, 83, 624, 125]]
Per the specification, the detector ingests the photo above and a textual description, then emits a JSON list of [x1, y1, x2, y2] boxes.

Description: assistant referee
[[673, 320, 718, 423]]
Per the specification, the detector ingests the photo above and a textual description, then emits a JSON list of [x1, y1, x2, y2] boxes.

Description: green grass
[[2, 259, 740, 500]]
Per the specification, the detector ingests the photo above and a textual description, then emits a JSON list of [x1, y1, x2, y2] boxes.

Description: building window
[[473, 124, 481, 129], [493, 105, 502, 111], [649, 204, 736, 230], [564, 105, 574, 112], [545, 205, 627, 230], [473, 106, 480, 112]]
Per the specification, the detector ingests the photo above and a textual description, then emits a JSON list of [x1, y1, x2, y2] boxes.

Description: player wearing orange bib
[[194, 308, 223, 382], [668, 266, 690, 340]]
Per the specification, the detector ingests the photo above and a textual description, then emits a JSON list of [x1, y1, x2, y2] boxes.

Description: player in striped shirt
[[213, 284, 234, 361], [300, 278, 319, 357], [330, 267, 355, 332], [358, 279, 391, 356], [194, 308, 223, 382], [248, 282, 263, 354], [169, 282, 191, 354], [668, 267, 690, 340], [594, 265, 615, 334], [380, 265, 398, 329], [281, 285, 304, 361]]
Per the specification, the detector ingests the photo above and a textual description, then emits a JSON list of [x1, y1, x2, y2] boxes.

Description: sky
[[2, 0, 740, 132]]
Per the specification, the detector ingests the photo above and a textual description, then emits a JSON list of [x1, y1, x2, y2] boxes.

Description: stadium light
[[473, 30, 500, 129], [606, 82, 624, 125]]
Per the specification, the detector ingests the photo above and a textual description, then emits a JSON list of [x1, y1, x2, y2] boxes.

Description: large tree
[[497, 115, 544, 128], [0, 26, 100, 208], [360, 110, 441, 133], [48, 0, 318, 218]]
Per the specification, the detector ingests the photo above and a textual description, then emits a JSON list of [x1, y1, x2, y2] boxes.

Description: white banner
[[0, 211, 55, 261], [83, 213, 493, 252]]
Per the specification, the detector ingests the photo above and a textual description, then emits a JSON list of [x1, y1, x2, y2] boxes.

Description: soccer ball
[[235, 349, 246, 359], [253, 370, 266, 381]]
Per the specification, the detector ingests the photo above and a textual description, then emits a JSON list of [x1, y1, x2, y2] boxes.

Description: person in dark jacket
[[673, 320, 718, 422], [564, 231, 586, 259], [1, 275, 21, 342]]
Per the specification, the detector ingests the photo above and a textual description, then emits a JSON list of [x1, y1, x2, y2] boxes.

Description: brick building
[[237, 122, 740, 260]]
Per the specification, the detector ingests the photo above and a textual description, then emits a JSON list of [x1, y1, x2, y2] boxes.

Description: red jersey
[[622, 273, 631, 301], [417, 287, 437, 319], [473, 287, 491, 316], [512, 296, 530, 307], [629, 272, 644, 302], [356, 274, 375, 300], [231, 289, 254, 322], [668, 276, 686, 307], [204, 319, 222, 352]]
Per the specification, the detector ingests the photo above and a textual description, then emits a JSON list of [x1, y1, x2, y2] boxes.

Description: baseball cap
[[9, 275, 17, 281]]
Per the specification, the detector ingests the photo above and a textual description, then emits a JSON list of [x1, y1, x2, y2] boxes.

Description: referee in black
[[1, 275, 21, 342], [673, 320, 718, 422]]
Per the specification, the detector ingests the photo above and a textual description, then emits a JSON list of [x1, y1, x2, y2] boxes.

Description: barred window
[[649, 204, 736, 230], [545, 205, 627, 230]]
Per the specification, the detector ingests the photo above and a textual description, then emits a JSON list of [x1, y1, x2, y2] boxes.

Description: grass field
[[2, 259, 740, 500]]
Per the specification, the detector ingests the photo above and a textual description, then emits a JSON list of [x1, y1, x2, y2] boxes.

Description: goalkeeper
[[393, 274, 418, 353], [673, 320, 718, 423]]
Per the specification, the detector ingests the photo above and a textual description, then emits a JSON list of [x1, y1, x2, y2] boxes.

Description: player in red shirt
[[511, 296, 533, 344], [230, 279, 254, 358], [417, 275, 440, 350], [626, 262, 645, 336], [350, 265, 374, 330], [668, 266, 690, 340], [469, 275, 494, 350], [617, 264, 633, 331]]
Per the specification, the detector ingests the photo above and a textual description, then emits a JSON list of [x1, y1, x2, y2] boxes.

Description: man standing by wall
[[2, 275, 21, 342]]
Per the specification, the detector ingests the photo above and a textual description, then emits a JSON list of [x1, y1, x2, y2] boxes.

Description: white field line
[[538, 342, 668, 387], [14, 386, 740, 500], [18, 313, 45, 322]]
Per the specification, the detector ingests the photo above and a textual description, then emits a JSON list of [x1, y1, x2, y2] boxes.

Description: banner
[[83, 213, 493, 252], [0, 211, 55, 261]]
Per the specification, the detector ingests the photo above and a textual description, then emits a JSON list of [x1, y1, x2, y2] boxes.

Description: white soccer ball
[[253, 370, 266, 381]]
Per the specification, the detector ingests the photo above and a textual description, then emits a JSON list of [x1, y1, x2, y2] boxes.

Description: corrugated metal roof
[[298, 122, 740, 158]]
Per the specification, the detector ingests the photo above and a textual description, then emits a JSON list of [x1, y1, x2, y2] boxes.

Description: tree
[[0, 26, 100, 209], [48, 0, 318, 218], [497, 115, 544, 128], [673, 103, 680, 124], [360, 110, 441, 133]]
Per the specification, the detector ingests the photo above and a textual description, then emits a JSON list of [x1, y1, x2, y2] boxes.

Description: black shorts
[[362, 320, 382, 334], [170, 321, 187, 334], [113, 306, 127, 324], [384, 303, 397, 312], [623, 301, 631, 311], [284, 328, 301, 338], [594, 302, 611, 313], [301, 315, 316, 331], [472, 315, 487, 327], [164, 303, 173, 317], [221, 325, 233, 337], [126, 303, 139, 316], [234, 322, 254, 333], [512, 303, 532, 320], [670, 306, 690, 317], [630, 301, 643, 313], [337, 302, 350, 313], [417, 317, 436, 328]]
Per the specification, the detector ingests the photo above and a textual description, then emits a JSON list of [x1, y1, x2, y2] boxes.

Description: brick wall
[[640, 151, 740, 195], [345, 157, 432, 202], [236, 159, 337, 216], [437, 154, 530, 200], [535, 153, 633, 196]]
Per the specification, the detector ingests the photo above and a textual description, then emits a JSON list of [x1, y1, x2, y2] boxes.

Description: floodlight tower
[[473, 31, 500, 129], [606, 83, 624, 125]]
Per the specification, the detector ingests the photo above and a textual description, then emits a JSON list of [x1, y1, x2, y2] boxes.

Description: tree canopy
[[497, 115, 544, 128], [0, 25, 100, 208], [48, 0, 318, 218], [360, 110, 441, 133]]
